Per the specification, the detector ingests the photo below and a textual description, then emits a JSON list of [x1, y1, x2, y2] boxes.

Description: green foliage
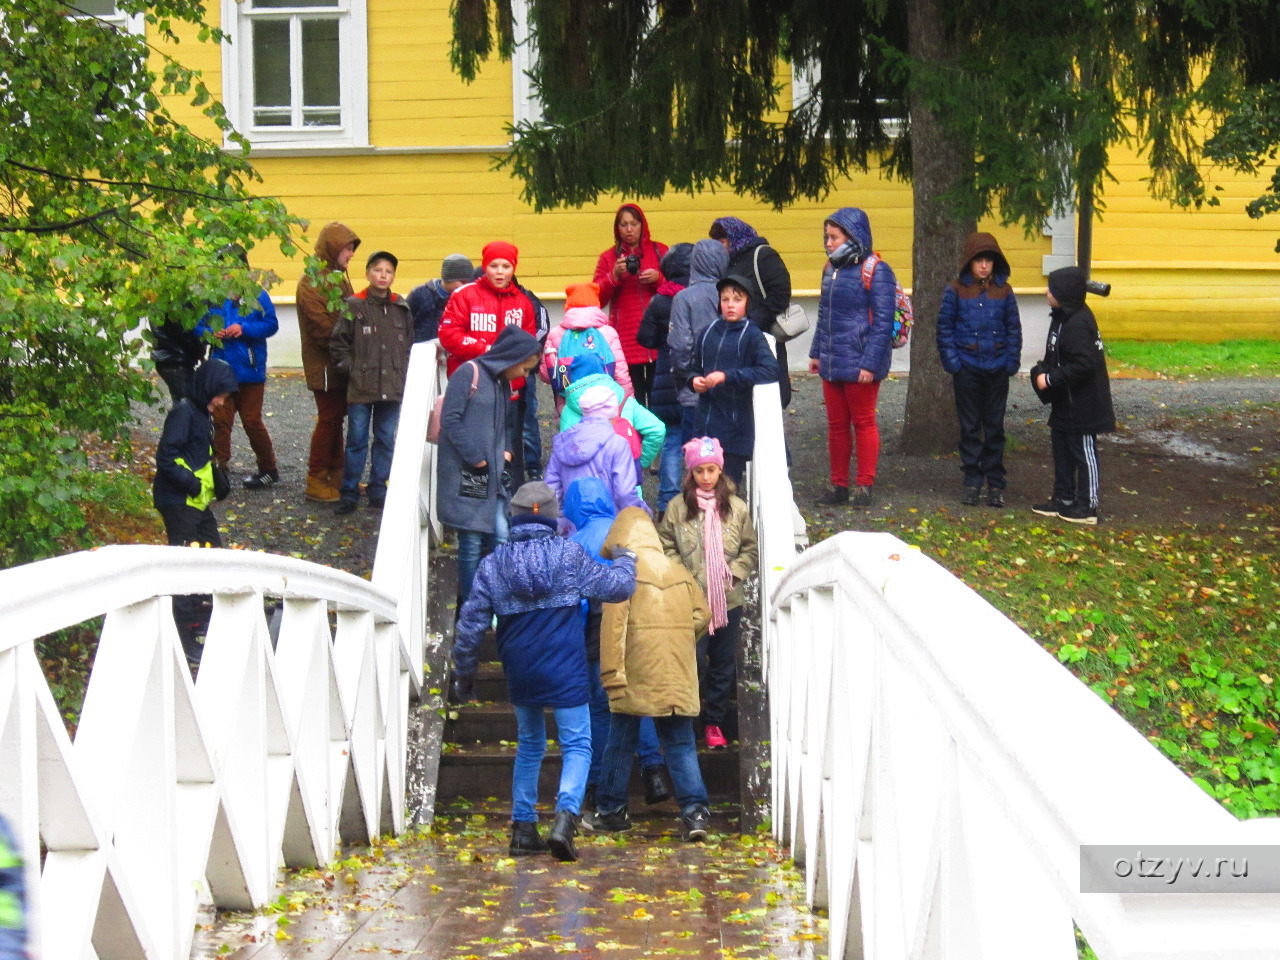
[[451, 0, 1280, 241], [1106, 339, 1280, 379], [892, 513, 1280, 818], [0, 1, 306, 567]]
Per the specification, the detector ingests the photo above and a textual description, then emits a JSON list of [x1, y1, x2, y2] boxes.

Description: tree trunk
[[899, 0, 974, 455]]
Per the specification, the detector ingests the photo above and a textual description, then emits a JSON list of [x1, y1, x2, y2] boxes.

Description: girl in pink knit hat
[[656, 437, 758, 749]]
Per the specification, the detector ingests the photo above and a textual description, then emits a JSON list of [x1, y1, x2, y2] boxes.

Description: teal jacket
[[560, 368, 666, 468]]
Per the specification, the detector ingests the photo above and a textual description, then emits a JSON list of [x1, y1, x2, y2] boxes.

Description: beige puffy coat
[[600, 508, 710, 717], [657, 493, 757, 611]]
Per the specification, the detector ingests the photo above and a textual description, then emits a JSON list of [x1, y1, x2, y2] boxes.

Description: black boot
[[509, 820, 549, 856], [642, 766, 671, 805], [818, 485, 849, 506], [547, 809, 579, 862]]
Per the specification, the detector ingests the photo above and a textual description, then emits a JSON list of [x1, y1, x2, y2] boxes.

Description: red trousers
[[308, 387, 347, 479], [822, 378, 881, 488], [212, 381, 277, 472]]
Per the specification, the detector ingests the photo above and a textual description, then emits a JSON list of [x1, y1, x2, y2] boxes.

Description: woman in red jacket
[[592, 204, 668, 407]]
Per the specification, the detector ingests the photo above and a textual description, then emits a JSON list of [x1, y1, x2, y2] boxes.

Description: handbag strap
[[752, 245, 765, 297]]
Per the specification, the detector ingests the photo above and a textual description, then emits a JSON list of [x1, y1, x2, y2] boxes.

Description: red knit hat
[[482, 241, 519, 269], [564, 282, 601, 309]]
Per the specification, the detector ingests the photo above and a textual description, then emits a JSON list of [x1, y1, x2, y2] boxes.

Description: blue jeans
[[511, 703, 591, 821], [656, 421, 685, 514], [341, 401, 400, 501], [586, 661, 663, 787], [456, 498, 509, 604], [598, 714, 707, 814]]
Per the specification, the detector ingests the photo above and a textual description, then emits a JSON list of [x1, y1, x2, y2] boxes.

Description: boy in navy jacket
[[450, 481, 637, 862], [153, 358, 238, 665]]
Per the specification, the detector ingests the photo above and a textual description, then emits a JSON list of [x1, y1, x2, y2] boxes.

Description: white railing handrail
[[0, 545, 397, 652], [0, 340, 446, 959], [767, 530, 1280, 959]]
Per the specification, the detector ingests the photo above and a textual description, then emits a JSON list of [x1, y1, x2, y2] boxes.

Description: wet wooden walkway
[[190, 803, 826, 959]]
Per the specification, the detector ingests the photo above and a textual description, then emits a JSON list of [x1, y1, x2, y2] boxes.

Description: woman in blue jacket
[[935, 232, 1022, 507], [808, 207, 896, 508], [204, 287, 279, 489]]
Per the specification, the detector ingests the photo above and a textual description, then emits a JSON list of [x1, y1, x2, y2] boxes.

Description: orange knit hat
[[564, 282, 601, 309]]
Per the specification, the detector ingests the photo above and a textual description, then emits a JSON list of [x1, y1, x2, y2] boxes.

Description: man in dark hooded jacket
[[1030, 267, 1115, 525], [451, 481, 637, 863]]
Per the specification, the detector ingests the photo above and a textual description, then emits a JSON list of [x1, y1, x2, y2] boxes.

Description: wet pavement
[[190, 805, 826, 959]]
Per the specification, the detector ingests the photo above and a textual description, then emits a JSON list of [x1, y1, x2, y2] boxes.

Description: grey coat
[[436, 325, 541, 534], [668, 239, 729, 408]]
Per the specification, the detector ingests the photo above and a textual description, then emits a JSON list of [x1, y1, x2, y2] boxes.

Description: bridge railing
[[0, 340, 445, 959], [764, 531, 1280, 959]]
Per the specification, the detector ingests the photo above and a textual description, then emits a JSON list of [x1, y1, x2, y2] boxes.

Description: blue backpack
[[553, 328, 618, 397]]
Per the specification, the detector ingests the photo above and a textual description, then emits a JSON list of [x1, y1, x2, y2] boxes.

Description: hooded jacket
[[668, 239, 730, 407], [592, 204, 670, 366], [599, 507, 711, 717], [149, 302, 207, 368], [437, 274, 539, 389], [407, 278, 452, 343], [204, 290, 278, 385], [566, 477, 618, 661], [1031, 268, 1116, 435], [559, 353, 667, 467], [689, 315, 779, 458], [542, 305, 634, 398], [637, 243, 694, 423], [297, 222, 360, 393], [545, 415, 648, 518], [153, 359, 239, 511], [436, 326, 542, 533], [936, 232, 1022, 375], [452, 514, 637, 708], [811, 207, 896, 382], [330, 287, 413, 404], [657, 488, 757, 612]]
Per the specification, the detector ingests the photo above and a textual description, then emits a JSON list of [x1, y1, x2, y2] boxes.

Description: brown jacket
[[297, 222, 360, 392], [657, 493, 757, 611], [330, 289, 413, 404], [600, 508, 710, 717]]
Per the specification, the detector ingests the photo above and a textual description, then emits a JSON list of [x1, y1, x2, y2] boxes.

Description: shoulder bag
[[753, 246, 810, 343]]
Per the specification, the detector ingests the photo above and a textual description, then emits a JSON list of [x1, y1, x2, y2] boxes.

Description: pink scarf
[[696, 488, 731, 634]]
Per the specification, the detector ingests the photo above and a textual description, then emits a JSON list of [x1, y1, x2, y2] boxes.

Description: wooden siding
[[148, 4, 1278, 340]]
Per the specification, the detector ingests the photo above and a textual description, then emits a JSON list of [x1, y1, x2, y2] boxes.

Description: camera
[[625, 253, 641, 274], [1084, 278, 1111, 297]]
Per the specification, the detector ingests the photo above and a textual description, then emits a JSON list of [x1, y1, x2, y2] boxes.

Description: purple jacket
[[545, 417, 647, 519]]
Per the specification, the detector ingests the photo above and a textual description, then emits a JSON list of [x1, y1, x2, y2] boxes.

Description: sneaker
[[682, 806, 710, 842], [243, 470, 279, 490], [962, 486, 982, 506], [335, 497, 358, 516], [642, 766, 672, 805], [704, 725, 728, 749], [547, 809, 579, 862], [1059, 502, 1098, 525], [851, 485, 873, 508], [509, 820, 550, 856], [1031, 497, 1072, 518], [367, 495, 386, 510], [817, 486, 849, 506], [987, 490, 1006, 508], [582, 807, 632, 833], [525, 462, 543, 482]]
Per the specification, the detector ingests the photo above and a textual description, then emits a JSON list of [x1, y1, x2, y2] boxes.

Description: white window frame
[[220, 0, 369, 149], [511, 0, 542, 129], [69, 1, 145, 34]]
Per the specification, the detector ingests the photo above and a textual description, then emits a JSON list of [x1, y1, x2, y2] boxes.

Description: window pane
[[251, 0, 340, 8], [75, 0, 119, 16], [252, 19, 291, 124], [301, 18, 341, 122]]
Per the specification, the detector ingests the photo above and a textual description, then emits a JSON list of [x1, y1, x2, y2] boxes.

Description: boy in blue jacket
[[153, 358, 238, 666], [688, 275, 779, 488], [204, 272, 280, 490], [450, 481, 637, 862]]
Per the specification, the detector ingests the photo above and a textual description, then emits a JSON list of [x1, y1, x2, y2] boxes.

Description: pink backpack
[[611, 416, 642, 460]]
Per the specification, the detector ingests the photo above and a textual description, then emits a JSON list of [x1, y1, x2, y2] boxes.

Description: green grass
[[877, 507, 1280, 818], [1107, 338, 1280, 379]]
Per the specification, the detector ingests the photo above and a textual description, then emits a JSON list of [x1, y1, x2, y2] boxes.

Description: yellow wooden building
[[144, 0, 1277, 340]]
